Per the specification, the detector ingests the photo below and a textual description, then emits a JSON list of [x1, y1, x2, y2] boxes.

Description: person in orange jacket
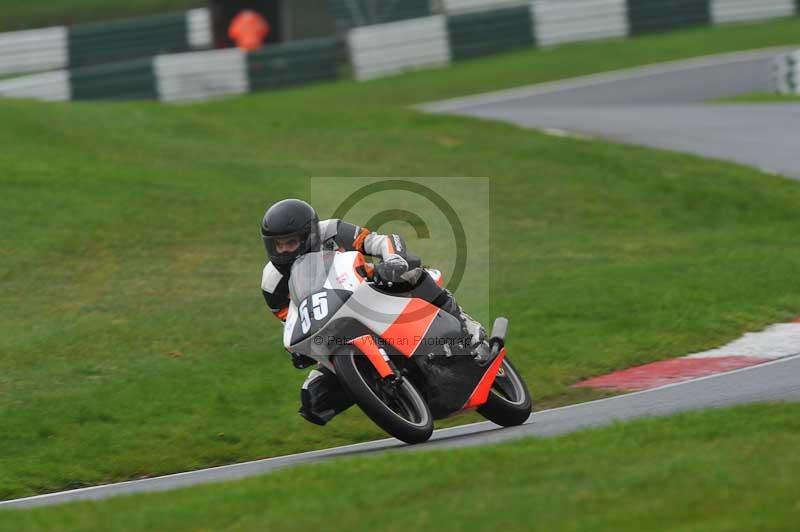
[[228, 9, 270, 51]]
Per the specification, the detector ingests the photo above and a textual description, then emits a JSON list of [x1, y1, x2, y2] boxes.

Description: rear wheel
[[477, 357, 531, 427], [333, 347, 433, 444]]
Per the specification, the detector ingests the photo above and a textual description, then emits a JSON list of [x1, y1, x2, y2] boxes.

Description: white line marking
[[3, 353, 799, 508]]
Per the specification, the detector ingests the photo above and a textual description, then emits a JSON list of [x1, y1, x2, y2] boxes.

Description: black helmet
[[261, 199, 321, 266]]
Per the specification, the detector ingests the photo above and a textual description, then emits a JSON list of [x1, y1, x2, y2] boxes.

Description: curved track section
[[3, 354, 799, 509], [3, 48, 800, 510], [422, 48, 800, 179]]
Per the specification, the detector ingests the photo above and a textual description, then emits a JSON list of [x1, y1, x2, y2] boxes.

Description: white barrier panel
[[0, 70, 71, 101], [187, 8, 213, 49], [711, 0, 795, 24], [774, 51, 799, 94], [0, 27, 68, 76], [348, 16, 451, 81], [532, 0, 629, 47], [442, 0, 528, 15], [154, 48, 249, 102]]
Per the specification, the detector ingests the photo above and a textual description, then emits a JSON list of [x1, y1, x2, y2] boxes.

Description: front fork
[[349, 335, 399, 379]]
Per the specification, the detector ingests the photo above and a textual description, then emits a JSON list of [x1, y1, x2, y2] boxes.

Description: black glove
[[375, 254, 408, 285]]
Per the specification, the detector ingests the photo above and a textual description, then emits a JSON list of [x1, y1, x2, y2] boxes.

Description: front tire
[[333, 347, 433, 444], [477, 357, 531, 427]]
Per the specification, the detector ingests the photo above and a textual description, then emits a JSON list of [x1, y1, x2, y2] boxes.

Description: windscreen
[[288, 251, 336, 305]]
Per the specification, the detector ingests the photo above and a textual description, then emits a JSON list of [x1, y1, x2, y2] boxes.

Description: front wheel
[[477, 357, 532, 427], [333, 347, 433, 444]]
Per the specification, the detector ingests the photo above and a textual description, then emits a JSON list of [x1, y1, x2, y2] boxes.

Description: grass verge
[[2, 403, 799, 531], [714, 92, 800, 103], [0, 1, 205, 32], [2, 17, 800, 499]]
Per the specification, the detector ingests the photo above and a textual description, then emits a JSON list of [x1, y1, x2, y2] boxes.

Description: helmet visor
[[263, 231, 307, 265]]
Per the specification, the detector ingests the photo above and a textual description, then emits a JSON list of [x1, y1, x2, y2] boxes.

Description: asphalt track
[[4, 355, 800, 509], [4, 48, 800, 511], [421, 47, 800, 179]]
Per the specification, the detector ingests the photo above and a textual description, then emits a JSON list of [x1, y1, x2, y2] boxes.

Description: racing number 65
[[299, 292, 329, 333]]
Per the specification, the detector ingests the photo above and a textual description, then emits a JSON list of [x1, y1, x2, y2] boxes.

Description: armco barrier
[[347, 0, 798, 80], [626, 0, 711, 34], [247, 38, 338, 91], [0, 70, 70, 101], [1, 1, 798, 99], [328, 0, 431, 28], [0, 27, 68, 75], [154, 48, 250, 103], [0, 37, 339, 103], [70, 58, 157, 101], [68, 13, 189, 68], [711, 0, 795, 23], [774, 50, 799, 93], [187, 8, 213, 49], [348, 15, 451, 81], [447, 5, 535, 61], [532, 0, 629, 46], [442, 0, 527, 15], [0, 8, 212, 77]]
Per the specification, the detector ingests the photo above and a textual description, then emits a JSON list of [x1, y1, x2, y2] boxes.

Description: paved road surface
[[3, 355, 799, 509], [421, 48, 800, 179]]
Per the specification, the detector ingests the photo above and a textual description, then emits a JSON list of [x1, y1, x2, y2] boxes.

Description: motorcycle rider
[[260, 198, 485, 426]]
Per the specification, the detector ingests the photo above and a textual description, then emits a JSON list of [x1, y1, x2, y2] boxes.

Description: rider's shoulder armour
[[261, 262, 284, 294], [318, 219, 339, 244]]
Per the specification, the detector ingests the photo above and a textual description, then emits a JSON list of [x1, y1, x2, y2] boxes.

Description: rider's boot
[[298, 366, 354, 426], [290, 351, 317, 369], [435, 288, 486, 349]]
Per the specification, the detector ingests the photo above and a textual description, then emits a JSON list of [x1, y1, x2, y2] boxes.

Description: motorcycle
[[283, 249, 532, 444]]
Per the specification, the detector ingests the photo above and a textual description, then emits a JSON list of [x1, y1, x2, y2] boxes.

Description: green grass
[[0, 0, 205, 32], [714, 92, 800, 103], [3, 403, 800, 531], [2, 17, 800, 500]]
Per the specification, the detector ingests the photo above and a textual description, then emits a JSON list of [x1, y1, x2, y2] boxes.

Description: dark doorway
[[210, 0, 281, 48]]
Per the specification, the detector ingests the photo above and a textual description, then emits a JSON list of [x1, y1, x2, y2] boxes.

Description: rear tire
[[333, 347, 433, 444], [477, 357, 531, 427]]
